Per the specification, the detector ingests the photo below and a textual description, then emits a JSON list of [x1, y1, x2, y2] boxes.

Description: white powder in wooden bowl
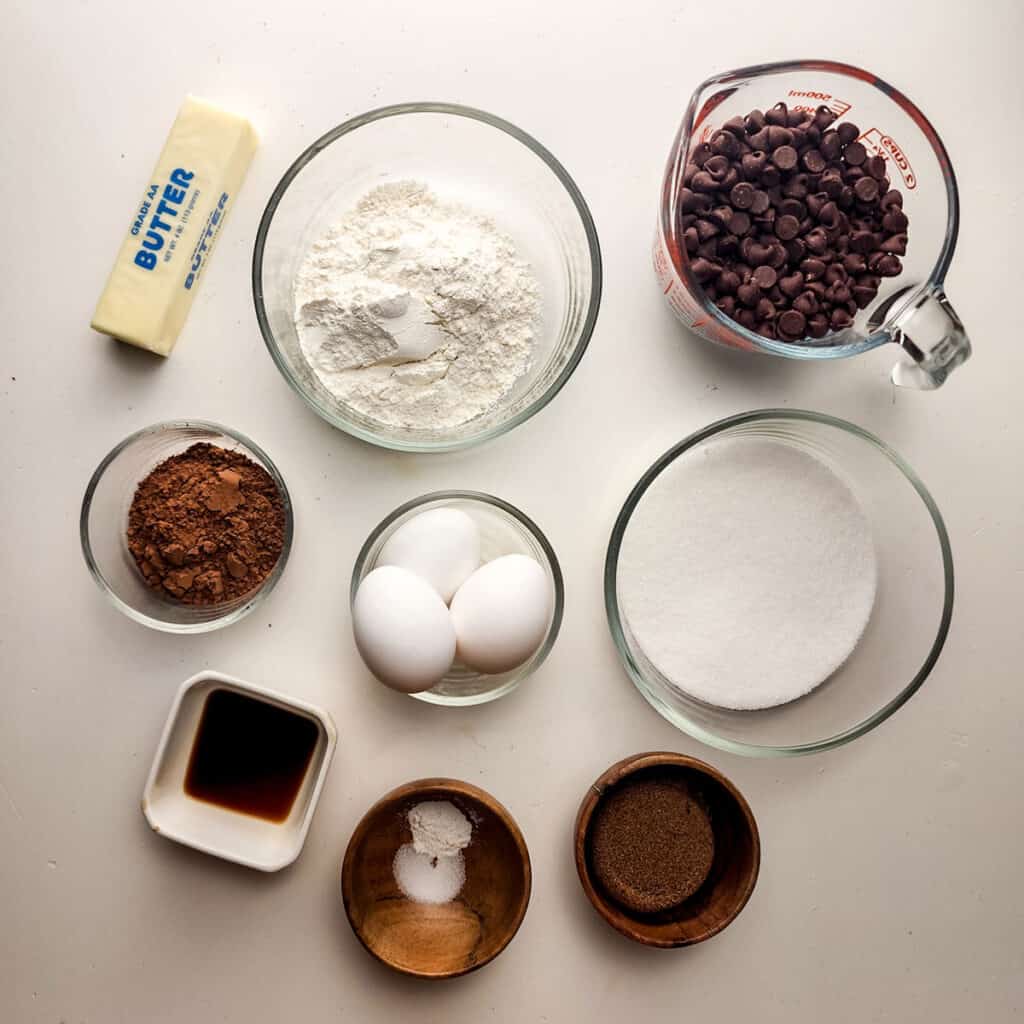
[[617, 436, 877, 710]]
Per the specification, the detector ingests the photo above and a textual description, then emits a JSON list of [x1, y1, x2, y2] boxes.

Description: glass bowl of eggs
[[350, 491, 564, 706]]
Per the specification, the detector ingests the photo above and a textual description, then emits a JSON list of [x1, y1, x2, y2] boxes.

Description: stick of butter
[[91, 96, 258, 356]]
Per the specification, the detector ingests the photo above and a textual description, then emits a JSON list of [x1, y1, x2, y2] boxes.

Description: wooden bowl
[[574, 752, 760, 947], [341, 778, 531, 978]]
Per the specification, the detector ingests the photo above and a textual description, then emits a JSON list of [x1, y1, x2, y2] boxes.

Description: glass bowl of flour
[[253, 104, 602, 452], [605, 410, 954, 757]]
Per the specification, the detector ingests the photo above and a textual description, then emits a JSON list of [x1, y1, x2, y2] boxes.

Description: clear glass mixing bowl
[[351, 491, 564, 705], [80, 421, 294, 633], [253, 103, 602, 452], [605, 410, 954, 756]]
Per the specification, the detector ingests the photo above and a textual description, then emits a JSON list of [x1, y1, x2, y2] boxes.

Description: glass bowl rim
[[79, 419, 295, 634], [350, 489, 565, 706], [660, 58, 960, 360], [604, 408, 955, 757], [252, 101, 604, 453]]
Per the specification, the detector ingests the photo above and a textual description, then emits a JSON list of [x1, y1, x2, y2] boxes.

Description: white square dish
[[142, 670, 337, 871]]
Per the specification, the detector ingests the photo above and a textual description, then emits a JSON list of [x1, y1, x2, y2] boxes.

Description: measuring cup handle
[[889, 285, 971, 390]]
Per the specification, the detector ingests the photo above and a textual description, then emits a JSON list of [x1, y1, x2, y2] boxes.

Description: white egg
[[352, 566, 456, 693], [378, 507, 481, 603], [449, 554, 552, 674]]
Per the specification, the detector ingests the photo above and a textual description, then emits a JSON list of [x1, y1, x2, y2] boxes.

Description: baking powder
[[294, 181, 540, 431], [393, 800, 473, 905]]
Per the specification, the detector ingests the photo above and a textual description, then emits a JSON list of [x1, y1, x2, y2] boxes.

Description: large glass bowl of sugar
[[253, 103, 602, 453], [605, 410, 953, 757]]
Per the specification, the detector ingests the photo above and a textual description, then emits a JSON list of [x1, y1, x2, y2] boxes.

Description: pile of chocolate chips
[[678, 102, 909, 341]]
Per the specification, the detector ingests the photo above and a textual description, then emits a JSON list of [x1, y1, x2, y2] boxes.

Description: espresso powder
[[590, 775, 715, 915], [126, 443, 286, 605]]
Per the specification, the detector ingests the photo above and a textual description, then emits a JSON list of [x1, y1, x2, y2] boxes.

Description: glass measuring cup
[[654, 60, 971, 389]]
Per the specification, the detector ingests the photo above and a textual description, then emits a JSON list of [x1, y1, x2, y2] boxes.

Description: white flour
[[294, 181, 540, 430], [618, 437, 877, 710]]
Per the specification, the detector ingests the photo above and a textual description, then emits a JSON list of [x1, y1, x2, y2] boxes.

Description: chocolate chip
[[852, 285, 877, 308], [717, 270, 741, 294], [775, 214, 800, 241], [756, 296, 776, 320], [742, 151, 768, 179], [690, 257, 720, 282], [837, 122, 860, 146], [880, 233, 908, 255], [779, 198, 806, 220], [782, 173, 810, 199], [767, 125, 794, 150], [793, 291, 818, 316], [831, 307, 853, 329], [882, 208, 909, 232], [722, 116, 747, 138], [808, 313, 830, 338], [843, 141, 867, 166], [778, 309, 807, 338], [737, 282, 760, 307], [705, 154, 730, 177], [711, 131, 740, 158], [800, 258, 827, 280], [820, 131, 842, 161], [744, 109, 766, 133], [729, 210, 752, 236], [784, 238, 806, 263], [690, 171, 719, 193], [753, 265, 777, 290], [772, 145, 798, 172], [881, 189, 903, 210], [730, 181, 755, 209], [805, 228, 829, 255], [864, 155, 887, 180], [824, 263, 848, 286], [779, 272, 804, 298], [817, 201, 840, 228], [759, 165, 782, 188], [802, 148, 827, 173], [876, 254, 903, 276], [853, 176, 879, 202], [749, 190, 771, 215], [850, 230, 876, 254], [813, 105, 837, 130], [766, 102, 789, 126]]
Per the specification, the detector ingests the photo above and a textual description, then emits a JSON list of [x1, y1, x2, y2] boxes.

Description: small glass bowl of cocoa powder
[[80, 421, 293, 633]]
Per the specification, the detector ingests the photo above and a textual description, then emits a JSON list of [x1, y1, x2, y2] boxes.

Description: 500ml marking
[[858, 128, 917, 189], [786, 89, 852, 118], [694, 89, 853, 144]]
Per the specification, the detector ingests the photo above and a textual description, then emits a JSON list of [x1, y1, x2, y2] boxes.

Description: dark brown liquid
[[185, 688, 320, 823]]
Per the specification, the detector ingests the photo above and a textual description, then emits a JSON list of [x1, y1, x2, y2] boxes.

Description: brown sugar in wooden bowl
[[341, 778, 531, 979], [574, 752, 760, 947]]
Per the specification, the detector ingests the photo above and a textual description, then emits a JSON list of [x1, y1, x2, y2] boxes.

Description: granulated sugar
[[618, 436, 877, 710]]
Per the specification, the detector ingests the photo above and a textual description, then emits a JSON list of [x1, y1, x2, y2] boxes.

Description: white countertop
[[3, 2, 1022, 1021]]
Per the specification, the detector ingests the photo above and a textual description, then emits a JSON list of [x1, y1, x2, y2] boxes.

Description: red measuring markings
[[858, 127, 917, 190], [787, 90, 852, 118]]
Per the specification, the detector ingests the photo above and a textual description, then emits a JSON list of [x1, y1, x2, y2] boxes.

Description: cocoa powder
[[126, 443, 286, 605]]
